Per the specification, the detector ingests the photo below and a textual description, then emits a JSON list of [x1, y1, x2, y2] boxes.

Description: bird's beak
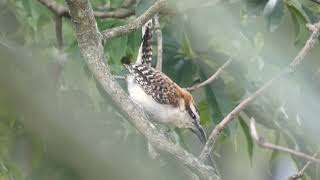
[[190, 124, 207, 145]]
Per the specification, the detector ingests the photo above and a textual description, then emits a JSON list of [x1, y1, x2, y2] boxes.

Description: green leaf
[[22, 0, 40, 32], [126, 31, 141, 60], [97, 19, 129, 72], [263, 0, 284, 32], [198, 101, 212, 126], [105, 35, 128, 72], [239, 116, 254, 164], [285, 0, 310, 21], [110, 0, 124, 8], [285, 0, 311, 46], [97, 19, 125, 31], [270, 131, 280, 162], [178, 32, 196, 59], [202, 78, 223, 125]]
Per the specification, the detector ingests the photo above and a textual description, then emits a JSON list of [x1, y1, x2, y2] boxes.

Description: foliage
[[0, 0, 320, 179]]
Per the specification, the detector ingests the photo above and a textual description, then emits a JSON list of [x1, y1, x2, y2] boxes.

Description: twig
[[65, 0, 219, 179], [289, 22, 320, 68], [102, 0, 168, 40], [249, 118, 320, 165], [199, 21, 320, 162], [39, 0, 134, 49], [288, 151, 319, 180], [185, 58, 233, 91], [55, 15, 63, 49], [38, 0, 134, 18], [154, 14, 163, 71]]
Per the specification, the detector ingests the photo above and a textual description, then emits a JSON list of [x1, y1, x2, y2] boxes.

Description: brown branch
[[199, 21, 320, 162], [38, 0, 134, 18], [65, 0, 219, 179], [38, 0, 134, 49], [185, 58, 233, 91], [55, 15, 63, 49], [102, 0, 168, 40], [154, 14, 163, 71], [249, 118, 320, 165], [288, 151, 319, 180]]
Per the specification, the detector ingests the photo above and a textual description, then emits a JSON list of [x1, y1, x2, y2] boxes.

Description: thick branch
[[249, 118, 320, 164], [64, 0, 219, 179], [39, 0, 134, 18], [154, 14, 163, 71], [199, 21, 320, 162], [102, 0, 168, 40], [186, 58, 233, 91]]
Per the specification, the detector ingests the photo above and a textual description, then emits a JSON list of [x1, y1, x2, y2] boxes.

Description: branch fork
[[198, 21, 320, 163], [250, 118, 320, 164]]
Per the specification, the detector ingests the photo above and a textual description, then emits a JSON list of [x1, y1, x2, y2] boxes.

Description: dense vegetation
[[0, 0, 320, 179]]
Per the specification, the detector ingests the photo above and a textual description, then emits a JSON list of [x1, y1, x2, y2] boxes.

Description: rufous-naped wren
[[124, 19, 207, 144]]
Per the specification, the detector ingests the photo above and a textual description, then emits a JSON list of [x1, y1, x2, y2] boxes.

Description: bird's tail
[[136, 19, 153, 66]]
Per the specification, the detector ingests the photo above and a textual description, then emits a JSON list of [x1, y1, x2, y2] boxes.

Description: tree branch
[[249, 118, 320, 165], [38, 0, 134, 18], [64, 0, 219, 179], [102, 0, 168, 40], [287, 151, 319, 180], [185, 58, 233, 91], [199, 21, 320, 162], [154, 13, 163, 71]]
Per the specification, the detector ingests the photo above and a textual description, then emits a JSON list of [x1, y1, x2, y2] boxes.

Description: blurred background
[[0, 0, 320, 179]]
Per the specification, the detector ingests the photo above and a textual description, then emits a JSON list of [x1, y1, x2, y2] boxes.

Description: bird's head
[[186, 102, 207, 144], [176, 87, 208, 144]]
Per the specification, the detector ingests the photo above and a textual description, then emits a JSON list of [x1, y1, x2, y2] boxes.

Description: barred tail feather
[[136, 19, 153, 66]]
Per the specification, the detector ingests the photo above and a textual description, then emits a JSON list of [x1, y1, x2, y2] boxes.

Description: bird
[[124, 63, 208, 144], [123, 19, 219, 172], [123, 19, 208, 145]]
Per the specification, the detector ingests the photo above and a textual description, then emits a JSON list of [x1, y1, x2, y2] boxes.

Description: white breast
[[126, 75, 191, 128]]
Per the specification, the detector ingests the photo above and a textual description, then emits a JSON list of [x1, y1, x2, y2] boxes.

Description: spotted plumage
[[124, 19, 207, 141], [123, 18, 218, 171], [124, 63, 179, 106], [124, 63, 204, 134]]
